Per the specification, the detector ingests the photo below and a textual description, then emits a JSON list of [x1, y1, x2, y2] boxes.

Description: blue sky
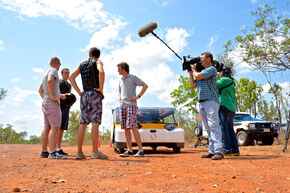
[[0, 0, 289, 137]]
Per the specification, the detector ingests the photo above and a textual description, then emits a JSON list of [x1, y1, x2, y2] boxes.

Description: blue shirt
[[195, 66, 219, 103]]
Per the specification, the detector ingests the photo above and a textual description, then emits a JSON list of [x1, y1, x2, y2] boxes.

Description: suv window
[[233, 115, 242, 122], [233, 114, 253, 122], [242, 114, 253, 121]]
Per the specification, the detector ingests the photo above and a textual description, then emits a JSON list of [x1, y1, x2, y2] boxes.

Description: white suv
[[233, 112, 276, 146]]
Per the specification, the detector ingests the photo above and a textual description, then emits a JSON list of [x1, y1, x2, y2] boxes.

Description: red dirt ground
[[0, 144, 289, 193]]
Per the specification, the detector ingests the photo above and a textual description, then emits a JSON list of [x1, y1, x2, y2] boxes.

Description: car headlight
[[248, 123, 255, 129]]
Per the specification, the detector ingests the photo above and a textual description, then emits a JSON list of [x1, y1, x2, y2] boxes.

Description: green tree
[[64, 110, 81, 145], [29, 135, 41, 144], [235, 78, 263, 117], [0, 88, 7, 100], [0, 124, 27, 143], [257, 100, 278, 121], [224, 2, 289, 122], [216, 53, 236, 76], [268, 83, 289, 123], [177, 110, 197, 144], [170, 75, 198, 115]]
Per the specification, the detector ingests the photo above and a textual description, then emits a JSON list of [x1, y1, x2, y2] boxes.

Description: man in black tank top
[[70, 47, 108, 160]]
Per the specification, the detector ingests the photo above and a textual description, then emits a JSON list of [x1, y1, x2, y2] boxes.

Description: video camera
[[182, 55, 224, 72]]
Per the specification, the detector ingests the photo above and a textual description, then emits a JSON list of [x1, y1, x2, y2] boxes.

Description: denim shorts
[[120, 105, 138, 129], [42, 100, 61, 128], [80, 90, 103, 124]]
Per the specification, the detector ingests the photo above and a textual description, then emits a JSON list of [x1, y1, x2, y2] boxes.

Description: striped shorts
[[120, 105, 138, 129], [80, 90, 103, 124]]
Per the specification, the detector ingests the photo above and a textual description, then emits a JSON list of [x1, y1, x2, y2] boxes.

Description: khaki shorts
[[42, 100, 61, 127]]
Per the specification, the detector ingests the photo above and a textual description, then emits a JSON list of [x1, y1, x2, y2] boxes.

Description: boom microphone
[[138, 22, 182, 60], [138, 22, 158, 37]]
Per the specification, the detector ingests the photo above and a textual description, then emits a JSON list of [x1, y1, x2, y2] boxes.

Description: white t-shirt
[[42, 67, 60, 102]]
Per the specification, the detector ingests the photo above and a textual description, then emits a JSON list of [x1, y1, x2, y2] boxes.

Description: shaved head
[[50, 57, 60, 66], [50, 57, 61, 70]]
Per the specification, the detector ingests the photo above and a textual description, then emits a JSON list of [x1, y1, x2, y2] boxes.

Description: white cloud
[[262, 83, 271, 95], [262, 82, 290, 97], [207, 36, 216, 48], [32, 67, 45, 74], [0, 0, 126, 32], [165, 28, 189, 52], [228, 44, 254, 74], [0, 40, 4, 51], [81, 18, 126, 51], [5, 86, 38, 106], [10, 77, 20, 83], [250, 0, 258, 4], [161, 2, 169, 7], [153, 0, 169, 7], [206, 29, 223, 48], [1, 0, 127, 56], [102, 27, 190, 103]]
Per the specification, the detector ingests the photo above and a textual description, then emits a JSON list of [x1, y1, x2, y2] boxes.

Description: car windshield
[[114, 108, 178, 124], [233, 114, 253, 122]]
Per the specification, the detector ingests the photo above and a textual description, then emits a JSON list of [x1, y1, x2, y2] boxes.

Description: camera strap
[[218, 81, 234, 93]]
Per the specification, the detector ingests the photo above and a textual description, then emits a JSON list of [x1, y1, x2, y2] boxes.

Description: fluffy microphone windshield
[[138, 22, 158, 37]]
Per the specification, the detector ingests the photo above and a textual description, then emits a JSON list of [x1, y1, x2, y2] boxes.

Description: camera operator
[[217, 67, 239, 156], [188, 52, 223, 160]]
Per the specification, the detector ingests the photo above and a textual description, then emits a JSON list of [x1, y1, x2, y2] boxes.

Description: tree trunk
[[262, 71, 282, 123]]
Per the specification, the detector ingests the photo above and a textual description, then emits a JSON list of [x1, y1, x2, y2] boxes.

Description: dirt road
[[0, 144, 289, 193]]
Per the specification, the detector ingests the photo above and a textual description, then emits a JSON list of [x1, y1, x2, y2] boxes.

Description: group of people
[[189, 52, 239, 160], [39, 47, 242, 160], [39, 47, 148, 159]]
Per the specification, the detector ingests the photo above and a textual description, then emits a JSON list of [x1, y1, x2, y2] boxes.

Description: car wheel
[[173, 147, 181, 153], [114, 148, 125, 154], [194, 125, 202, 137], [152, 146, 157, 151], [262, 136, 274, 145], [237, 131, 250, 146]]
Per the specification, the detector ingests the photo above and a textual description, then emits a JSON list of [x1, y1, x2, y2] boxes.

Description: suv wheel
[[237, 131, 250, 146], [262, 136, 274, 145], [173, 147, 181, 153]]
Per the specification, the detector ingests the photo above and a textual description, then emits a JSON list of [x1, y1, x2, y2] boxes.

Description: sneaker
[[40, 151, 49, 158], [211, 153, 224, 160], [231, 152, 240, 156], [201, 153, 214, 158], [91, 152, 109, 159], [57, 149, 68, 156], [134, 150, 144, 157], [120, 150, 134, 157], [76, 152, 86, 160], [224, 152, 240, 156], [48, 152, 67, 159]]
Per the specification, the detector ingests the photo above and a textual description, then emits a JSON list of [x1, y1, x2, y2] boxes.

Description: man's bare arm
[[96, 60, 105, 95], [188, 71, 197, 89], [38, 84, 44, 99], [69, 66, 82, 96], [47, 74, 58, 102]]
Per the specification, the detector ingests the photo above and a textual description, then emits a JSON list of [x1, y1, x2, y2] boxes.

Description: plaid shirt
[[195, 66, 219, 103]]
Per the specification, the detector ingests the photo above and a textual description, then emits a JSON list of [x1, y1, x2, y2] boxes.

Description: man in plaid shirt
[[118, 62, 148, 157], [188, 52, 224, 160]]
